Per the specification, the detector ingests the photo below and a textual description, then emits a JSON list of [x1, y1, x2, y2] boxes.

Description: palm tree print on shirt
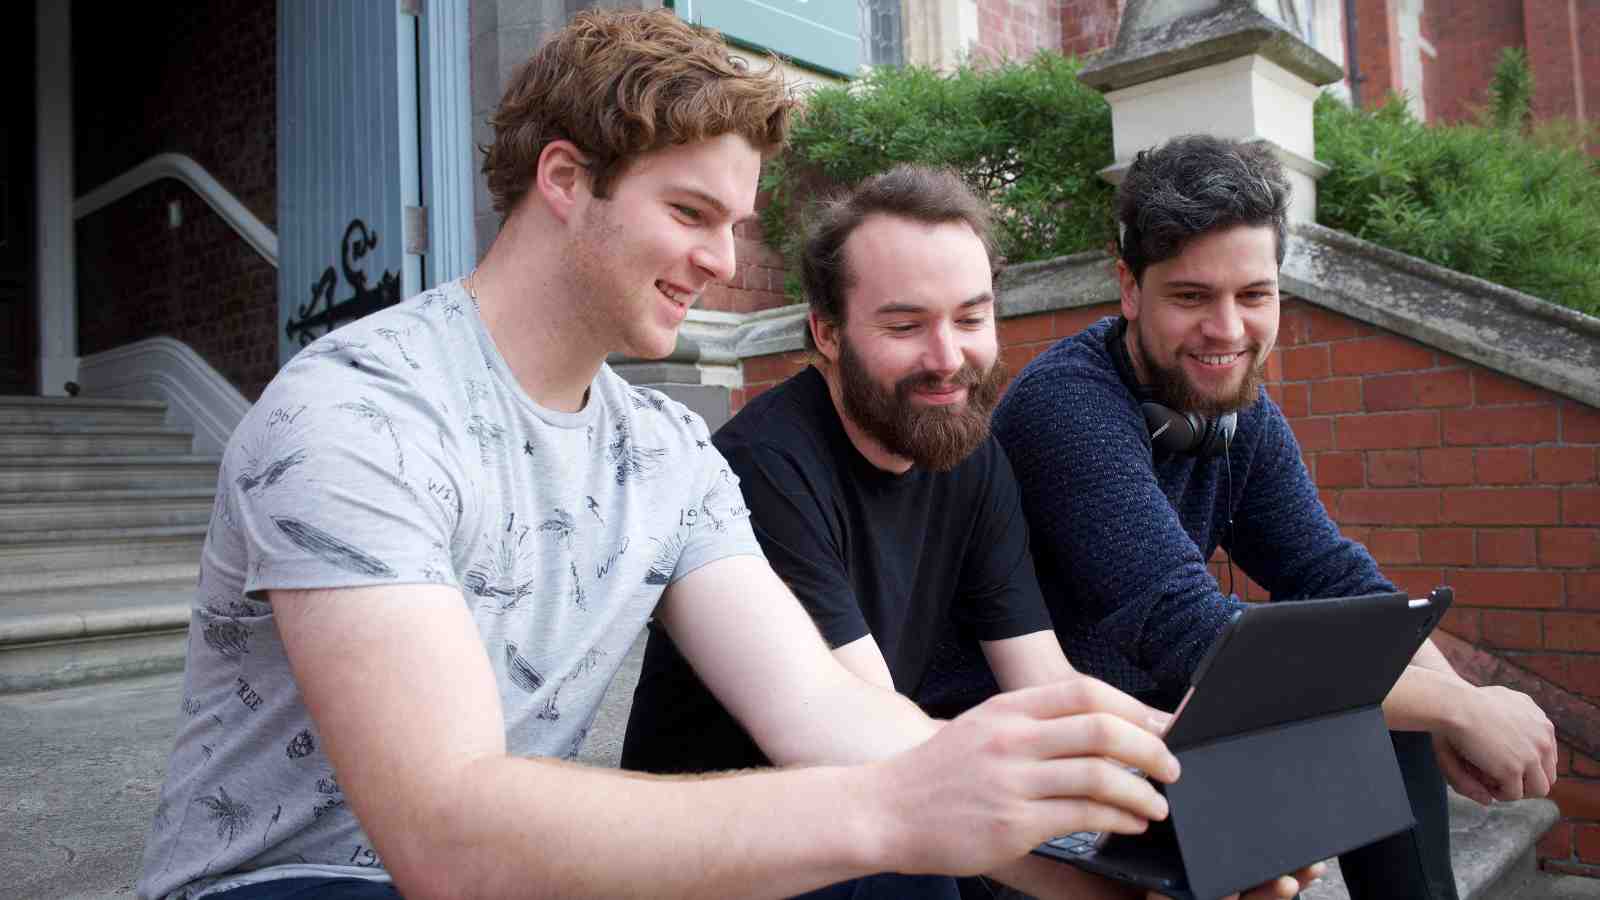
[[466, 415, 507, 466], [195, 786, 252, 875], [375, 327, 421, 369], [338, 396, 411, 491]]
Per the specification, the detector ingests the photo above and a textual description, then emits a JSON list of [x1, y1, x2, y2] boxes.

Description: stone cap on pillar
[[1079, 0, 1343, 94]]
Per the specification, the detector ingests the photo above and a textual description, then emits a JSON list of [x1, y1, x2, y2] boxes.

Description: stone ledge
[[1078, 1, 1343, 93], [1282, 222, 1600, 410]]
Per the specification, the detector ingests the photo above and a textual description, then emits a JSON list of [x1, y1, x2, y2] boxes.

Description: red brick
[[1438, 607, 1481, 642], [1291, 418, 1334, 452], [1546, 613, 1600, 650], [1478, 529, 1536, 566], [1443, 488, 1562, 526], [1340, 489, 1441, 525], [1368, 528, 1421, 564], [1302, 305, 1371, 342], [743, 382, 772, 405], [1330, 335, 1436, 375], [998, 313, 1054, 345], [1560, 780, 1600, 824], [1442, 406, 1560, 446], [1481, 609, 1544, 649], [1282, 345, 1330, 381], [1476, 448, 1532, 485], [1368, 451, 1419, 486], [1536, 447, 1598, 485], [1564, 402, 1600, 443], [1421, 528, 1475, 565], [1583, 825, 1600, 866], [1368, 370, 1474, 411], [1316, 452, 1364, 488], [742, 351, 808, 383], [1386, 567, 1446, 599], [1265, 350, 1283, 383], [1454, 570, 1567, 609], [1277, 382, 1309, 418], [1570, 572, 1600, 609], [1309, 378, 1362, 414], [1362, 373, 1412, 412], [1566, 489, 1600, 526], [1541, 530, 1600, 568], [1511, 652, 1570, 684], [1474, 371, 1548, 405], [1569, 657, 1600, 698], [1540, 822, 1574, 859], [1337, 412, 1440, 450], [1420, 448, 1474, 485], [1277, 302, 1310, 346], [1562, 745, 1578, 776], [1056, 304, 1117, 336]]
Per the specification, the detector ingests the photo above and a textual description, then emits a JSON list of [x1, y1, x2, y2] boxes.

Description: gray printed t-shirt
[[138, 280, 762, 899]]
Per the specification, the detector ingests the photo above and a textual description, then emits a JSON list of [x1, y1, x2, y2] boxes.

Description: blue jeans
[[204, 878, 401, 899]]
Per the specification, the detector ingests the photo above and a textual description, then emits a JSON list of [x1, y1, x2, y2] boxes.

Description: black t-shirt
[[621, 366, 1051, 774]]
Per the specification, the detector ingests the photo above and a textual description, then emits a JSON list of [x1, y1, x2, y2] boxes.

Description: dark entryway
[[0, 4, 37, 395]]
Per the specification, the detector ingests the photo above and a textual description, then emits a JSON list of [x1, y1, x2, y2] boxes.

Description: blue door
[[276, 1, 422, 366]]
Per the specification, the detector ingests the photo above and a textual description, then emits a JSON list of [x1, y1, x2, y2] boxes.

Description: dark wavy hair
[[800, 165, 995, 350], [1116, 135, 1291, 283], [482, 8, 794, 215]]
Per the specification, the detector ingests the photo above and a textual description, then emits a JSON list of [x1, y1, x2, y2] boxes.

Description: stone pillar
[[36, 0, 77, 395], [1079, 0, 1344, 223], [903, 0, 981, 70]]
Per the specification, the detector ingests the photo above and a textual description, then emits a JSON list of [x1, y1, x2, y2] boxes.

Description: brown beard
[[836, 334, 1006, 472], [1131, 324, 1266, 417]]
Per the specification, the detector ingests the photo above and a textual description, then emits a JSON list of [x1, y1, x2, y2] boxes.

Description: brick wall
[[733, 295, 1600, 873], [1058, 0, 1121, 58], [976, 0, 1064, 64], [72, 0, 279, 400], [700, 217, 791, 315]]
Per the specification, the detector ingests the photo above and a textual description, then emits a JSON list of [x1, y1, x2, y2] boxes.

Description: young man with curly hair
[[140, 12, 1193, 900]]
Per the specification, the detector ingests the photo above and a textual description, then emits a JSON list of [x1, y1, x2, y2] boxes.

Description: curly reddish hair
[[482, 8, 794, 216]]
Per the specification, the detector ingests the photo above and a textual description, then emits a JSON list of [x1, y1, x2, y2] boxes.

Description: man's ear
[[1116, 259, 1141, 322], [809, 312, 841, 365], [534, 140, 591, 225]]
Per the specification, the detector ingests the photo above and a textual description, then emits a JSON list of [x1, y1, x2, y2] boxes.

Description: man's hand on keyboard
[[872, 677, 1182, 877]]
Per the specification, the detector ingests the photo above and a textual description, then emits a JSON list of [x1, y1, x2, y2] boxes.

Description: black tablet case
[[1041, 589, 1452, 900]]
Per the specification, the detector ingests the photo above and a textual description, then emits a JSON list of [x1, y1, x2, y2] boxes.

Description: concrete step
[[0, 424, 195, 456], [0, 524, 206, 576], [0, 603, 190, 693], [0, 576, 199, 618], [1303, 792, 1563, 899], [0, 456, 220, 493], [0, 395, 168, 427], [0, 488, 215, 531], [1500, 870, 1600, 898], [0, 560, 199, 595]]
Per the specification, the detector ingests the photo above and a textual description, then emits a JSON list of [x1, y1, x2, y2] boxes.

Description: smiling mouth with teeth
[[657, 281, 691, 307], [1193, 351, 1246, 366]]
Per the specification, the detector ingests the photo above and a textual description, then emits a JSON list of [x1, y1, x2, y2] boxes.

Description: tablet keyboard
[[1044, 832, 1100, 854]]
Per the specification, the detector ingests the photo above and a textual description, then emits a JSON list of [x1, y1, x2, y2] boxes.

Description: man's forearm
[[1381, 662, 1469, 733], [392, 755, 894, 900]]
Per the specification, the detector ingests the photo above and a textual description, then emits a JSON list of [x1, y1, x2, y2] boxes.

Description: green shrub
[[767, 54, 1600, 317], [760, 53, 1116, 297], [1314, 92, 1600, 316]]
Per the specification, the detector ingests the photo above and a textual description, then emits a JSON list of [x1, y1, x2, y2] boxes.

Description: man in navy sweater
[[989, 135, 1557, 899]]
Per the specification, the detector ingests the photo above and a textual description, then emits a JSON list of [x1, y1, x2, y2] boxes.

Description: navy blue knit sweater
[[990, 317, 1393, 706]]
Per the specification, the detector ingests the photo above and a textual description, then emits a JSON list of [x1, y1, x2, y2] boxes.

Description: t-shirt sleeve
[[217, 356, 466, 598], [716, 438, 868, 649], [663, 442, 766, 586], [955, 445, 1053, 641]]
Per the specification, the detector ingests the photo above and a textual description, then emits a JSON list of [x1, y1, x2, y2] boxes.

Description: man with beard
[[137, 15, 1199, 899], [981, 135, 1556, 899], [621, 165, 1321, 900]]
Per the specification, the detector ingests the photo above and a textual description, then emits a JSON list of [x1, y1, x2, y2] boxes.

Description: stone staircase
[[0, 395, 214, 694]]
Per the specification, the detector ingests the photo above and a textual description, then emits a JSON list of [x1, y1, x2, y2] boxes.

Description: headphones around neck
[[1106, 318, 1237, 459]]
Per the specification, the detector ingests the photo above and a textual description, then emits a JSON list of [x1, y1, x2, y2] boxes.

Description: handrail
[[73, 152, 279, 268]]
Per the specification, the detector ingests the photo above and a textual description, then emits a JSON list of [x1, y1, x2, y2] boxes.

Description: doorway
[[0, 3, 37, 395]]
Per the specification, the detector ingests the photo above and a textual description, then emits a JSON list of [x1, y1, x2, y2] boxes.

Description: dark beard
[[1131, 325, 1265, 417], [836, 336, 1006, 472]]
